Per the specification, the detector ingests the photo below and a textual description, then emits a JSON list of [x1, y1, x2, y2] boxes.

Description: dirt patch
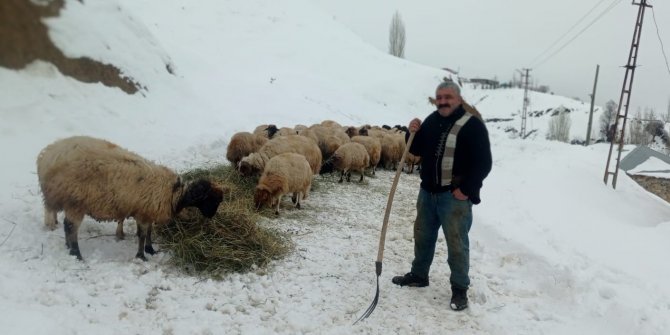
[[0, 0, 142, 94], [629, 174, 670, 204]]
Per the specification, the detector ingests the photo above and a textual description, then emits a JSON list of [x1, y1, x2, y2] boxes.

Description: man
[[392, 81, 492, 311]]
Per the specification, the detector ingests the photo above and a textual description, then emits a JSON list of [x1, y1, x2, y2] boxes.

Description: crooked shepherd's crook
[[354, 131, 416, 324]]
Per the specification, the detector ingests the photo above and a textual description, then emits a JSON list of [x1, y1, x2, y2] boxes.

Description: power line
[[532, 0, 624, 69], [650, 6, 670, 78], [529, 0, 610, 66]]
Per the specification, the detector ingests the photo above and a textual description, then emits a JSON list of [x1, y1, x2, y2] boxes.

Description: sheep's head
[[178, 179, 224, 218], [345, 127, 357, 138], [238, 154, 263, 177], [265, 125, 279, 139], [254, 185, 273, 210], [319, 156, 335, 175]]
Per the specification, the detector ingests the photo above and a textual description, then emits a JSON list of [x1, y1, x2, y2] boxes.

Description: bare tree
[[662, 97, 670, 123], [547, 111, 571, 142], [388, 11, 406, 58], [599, 100, 617, 141], [628, 110, 647, 145]]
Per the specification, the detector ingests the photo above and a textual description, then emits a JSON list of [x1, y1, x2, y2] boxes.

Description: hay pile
[[155, 164, 291, 278]]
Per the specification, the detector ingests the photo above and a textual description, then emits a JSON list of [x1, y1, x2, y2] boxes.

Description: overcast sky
[[313, 0, 670, 116]]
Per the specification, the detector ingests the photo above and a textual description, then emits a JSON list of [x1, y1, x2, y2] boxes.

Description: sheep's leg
[[372, 166, 376, 176], [359, 169, 364, 182], [144, 223, 155, 255], [115, 220, 125, 240], [295, 192, 301, 209], [44, 206, 58, 230], [338, 170, 344, 183], [63, 213, 84, 261], [291, 192, 298, 204], [135, 222, 149, 261], [346, 171, 352, 182], [275, 197, 280, 216]]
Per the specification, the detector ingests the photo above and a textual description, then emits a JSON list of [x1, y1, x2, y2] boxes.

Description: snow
[[1, 0, 669, 334], [629, 156, 670, 178]]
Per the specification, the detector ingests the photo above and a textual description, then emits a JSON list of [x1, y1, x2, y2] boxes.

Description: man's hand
[[452, 188, 469, 201], [409, 118, 421, 133]]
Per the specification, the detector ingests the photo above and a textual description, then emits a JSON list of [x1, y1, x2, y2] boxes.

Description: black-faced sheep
[[350, 135, 382, 175], [37, 136, 224, 261], [253, 124, 277, 139], [226, 131, 268, 168], [254, 153, 313, 215], [238, 135, 322, 177], [324, 142, 370, 183]]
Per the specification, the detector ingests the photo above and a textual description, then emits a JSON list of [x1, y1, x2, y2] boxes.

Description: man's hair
[[435, 81, 461, 96]]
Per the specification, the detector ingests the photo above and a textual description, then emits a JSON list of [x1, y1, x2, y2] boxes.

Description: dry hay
[[155, 164, 292, 278]]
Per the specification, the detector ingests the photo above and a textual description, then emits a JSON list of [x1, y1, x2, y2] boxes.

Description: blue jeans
[[410, 188, 473, 289]]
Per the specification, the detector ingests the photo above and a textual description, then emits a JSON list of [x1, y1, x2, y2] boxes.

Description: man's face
[[435, 87, 463, 117]]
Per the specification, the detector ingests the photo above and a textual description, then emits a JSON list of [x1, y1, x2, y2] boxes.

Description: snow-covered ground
[[1, 0, 669, 334]]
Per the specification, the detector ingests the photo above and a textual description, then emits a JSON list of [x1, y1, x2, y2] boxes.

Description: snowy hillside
[[1, 0, 669, 334], [466, 86, 602, 142]]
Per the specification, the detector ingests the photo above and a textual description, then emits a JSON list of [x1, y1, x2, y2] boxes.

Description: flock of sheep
[[227, 120, 420, 215], [34, 120, 418, 262]]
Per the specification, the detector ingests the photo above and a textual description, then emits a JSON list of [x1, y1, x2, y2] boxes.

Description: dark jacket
[[407, 105, 492, 204]]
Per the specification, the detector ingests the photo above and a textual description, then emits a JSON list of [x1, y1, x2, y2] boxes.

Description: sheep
[[320, 120, 342, 128], [294, 124, 308, 132], [254, 153, 312, 215], [325, 142, 370, 183], [264, 125, 297, 138], [226, 131, 268, 167], [238, 135, 322, 177], [380, 133, 406, 170], [253, 124, 277, 139], [308, 125, 350, 162], [344, 126, 357, 138], [405, 152, 421, 174], [37, 136, 224, 261], [351, 135, 382, 175], [297, 127, 319, 145]]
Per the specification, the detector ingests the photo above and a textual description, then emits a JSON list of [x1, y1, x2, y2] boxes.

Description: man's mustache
[[438, 104, 450, 109]]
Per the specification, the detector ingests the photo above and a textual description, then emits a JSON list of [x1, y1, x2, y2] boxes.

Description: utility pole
[[518, 68, 532, 138], [604, 0, 651, 189], [586, 64, 600, 145]]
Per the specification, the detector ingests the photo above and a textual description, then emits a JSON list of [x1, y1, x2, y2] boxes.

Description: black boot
[[450, 285, 468, 311], [391, 272, 429, 287]]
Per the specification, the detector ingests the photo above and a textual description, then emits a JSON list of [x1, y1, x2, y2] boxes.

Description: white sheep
[[226, 131, 268, 167], [238, 135, 322, 177], [327, 142, 370, 183], [254, 152, 313, 215], [37, 136, 224, 261], [380, 133, 406, 170], [405, 152, 421, 174], [308, 125, 350, 162], [351, 135, 382, 175]]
